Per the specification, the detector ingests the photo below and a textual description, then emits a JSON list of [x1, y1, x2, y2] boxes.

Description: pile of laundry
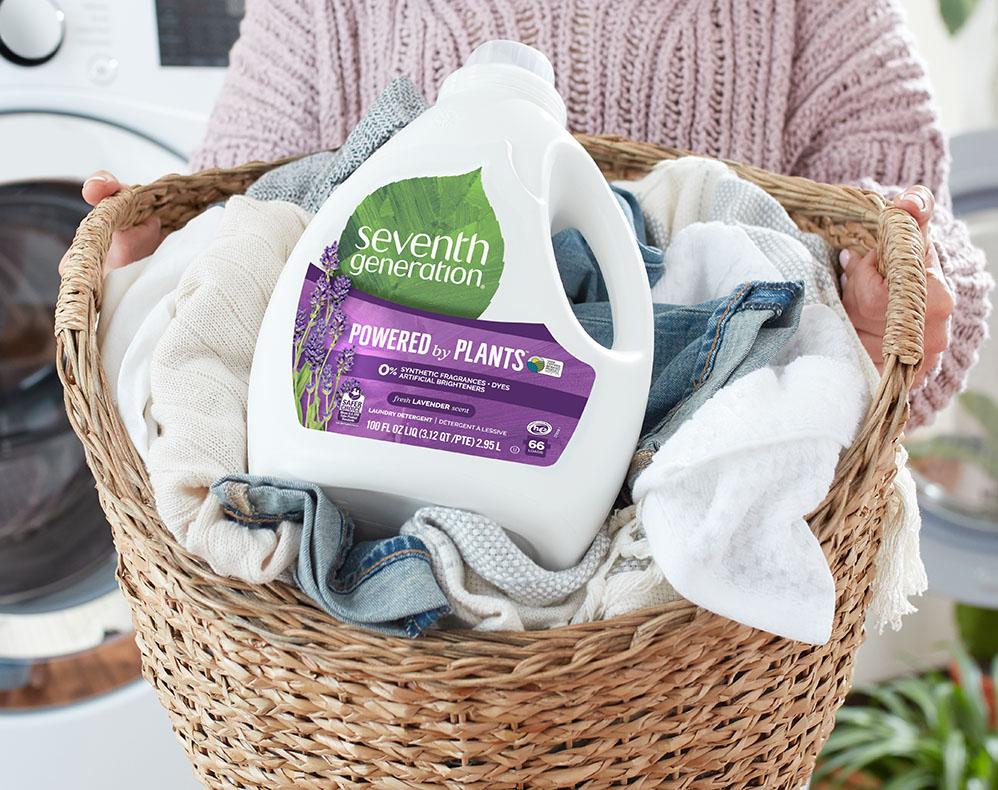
[[100, 78, 925, 644]]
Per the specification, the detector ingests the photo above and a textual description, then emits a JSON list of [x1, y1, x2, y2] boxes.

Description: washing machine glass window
[[0, 179, 136, 706], [0, 180, 114, 605]]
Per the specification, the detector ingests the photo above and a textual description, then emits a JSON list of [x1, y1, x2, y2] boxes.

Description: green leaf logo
[[338, 169, 505, 318]]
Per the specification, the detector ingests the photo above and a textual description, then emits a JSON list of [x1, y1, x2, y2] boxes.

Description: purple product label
[[292, 262, 595, 466]]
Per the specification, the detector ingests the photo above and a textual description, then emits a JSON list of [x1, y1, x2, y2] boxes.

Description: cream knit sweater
[[148, 197, 310, 583]]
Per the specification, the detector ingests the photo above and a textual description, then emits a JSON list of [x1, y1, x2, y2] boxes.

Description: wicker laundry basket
[[55, 135, 927, 789]]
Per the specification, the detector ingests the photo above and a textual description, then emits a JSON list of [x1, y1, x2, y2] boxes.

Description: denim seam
[[220, 503, 305, 527], [693, 281, 801, 387], [403, 605, 450, 638], [736, 283, 801, 308], [576, 305, 716, 326], [331, 547, 435, 594], [739, 302, 792, 312], [694, 281, 751, 387]]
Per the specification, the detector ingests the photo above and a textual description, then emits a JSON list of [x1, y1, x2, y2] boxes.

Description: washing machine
[[0, 2, 242, 788]]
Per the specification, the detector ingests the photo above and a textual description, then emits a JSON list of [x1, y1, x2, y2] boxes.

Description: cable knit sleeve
[[190, 0, 326, 171], [784, 0, 993, 428]]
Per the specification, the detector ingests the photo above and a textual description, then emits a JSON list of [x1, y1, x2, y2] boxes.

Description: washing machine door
[[0, 113, 185, 703], [0, 112, 187, 184]]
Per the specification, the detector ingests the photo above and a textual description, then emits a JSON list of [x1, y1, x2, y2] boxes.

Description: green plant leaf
[[894, 677, 942, 729], [951, 645, 990, 732], [867, 684, 922, 723], [818, 740, 920, 778], [968, 744, 995, 782], [338, 169, 505, 318], [939, 0, 983, 34], [879, 768, 942, 790], [818, 647, 998, 788], [984, 733, 998, 764], [942, 730, 968, 790]]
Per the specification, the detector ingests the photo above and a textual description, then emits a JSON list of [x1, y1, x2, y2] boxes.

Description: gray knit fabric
[[246, 76, 428, 212], [401, 507, 611, 607]]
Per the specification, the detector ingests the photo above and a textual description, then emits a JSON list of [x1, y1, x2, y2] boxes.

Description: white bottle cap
[[465, 40, 555, 86], [439, 39, 566, 124]]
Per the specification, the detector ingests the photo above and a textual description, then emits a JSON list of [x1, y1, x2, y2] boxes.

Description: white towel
[[656, 221, 785, 304], [634, 305, 868, 644]]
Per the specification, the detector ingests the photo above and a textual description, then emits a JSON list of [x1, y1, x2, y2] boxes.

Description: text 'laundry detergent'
[[248, 40, 653, 569]]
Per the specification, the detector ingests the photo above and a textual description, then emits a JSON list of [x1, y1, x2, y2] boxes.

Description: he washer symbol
[[527, 420, 553, 436], [510, 445, 520, 454]]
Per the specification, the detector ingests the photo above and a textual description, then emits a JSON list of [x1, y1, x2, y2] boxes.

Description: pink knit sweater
[[192, 0, 993, 426]]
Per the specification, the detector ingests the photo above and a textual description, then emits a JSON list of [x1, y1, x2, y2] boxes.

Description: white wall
[[901, 0, 998, 135]]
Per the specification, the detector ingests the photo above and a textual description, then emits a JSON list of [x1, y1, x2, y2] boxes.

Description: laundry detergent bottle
[[248, 40, 654, 569]]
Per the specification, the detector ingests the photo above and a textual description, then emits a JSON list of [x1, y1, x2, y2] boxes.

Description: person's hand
[[840, 185, 955, 386], [58, 171, 164, 276]]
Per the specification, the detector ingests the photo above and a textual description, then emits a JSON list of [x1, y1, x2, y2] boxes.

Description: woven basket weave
[[55, 135, 927, 789]]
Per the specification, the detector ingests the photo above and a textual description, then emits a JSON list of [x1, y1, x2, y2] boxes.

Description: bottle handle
[[547, 140, 654, 356]]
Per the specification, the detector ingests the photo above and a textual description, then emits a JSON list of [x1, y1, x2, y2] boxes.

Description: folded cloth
[[399, 507, 610, 631], [633, 304, 868, 645], [571, 506, 682, 624], [148, 196, 310, 583], [624, 156, 926, 633], [246, 76, 428, 212], [212, 475, 449, 637], [99, 207, 225, 461]]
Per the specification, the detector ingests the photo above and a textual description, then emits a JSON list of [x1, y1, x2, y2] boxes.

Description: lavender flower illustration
[[293, 243, 357, 429], [320, 241, 340, 272], [335, 346, 355, 375]]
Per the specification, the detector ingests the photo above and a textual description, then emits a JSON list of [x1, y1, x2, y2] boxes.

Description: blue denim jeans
[[554, 186, 665, 303], [573, 280, 804, 481], [211, 475, 449, 637]]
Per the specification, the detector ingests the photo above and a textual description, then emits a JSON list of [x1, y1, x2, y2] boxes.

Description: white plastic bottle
[[248, 41, 654, 570]]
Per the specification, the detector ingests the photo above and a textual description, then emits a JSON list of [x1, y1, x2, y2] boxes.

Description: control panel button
[[87, 54, 118, 85], [0, 0, 65, 67]]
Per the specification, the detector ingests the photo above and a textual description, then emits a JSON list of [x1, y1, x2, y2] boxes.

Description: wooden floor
[[0, 635, 142, 710]]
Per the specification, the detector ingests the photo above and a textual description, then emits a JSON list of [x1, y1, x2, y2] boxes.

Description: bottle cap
[[465, 40, 555, 85]]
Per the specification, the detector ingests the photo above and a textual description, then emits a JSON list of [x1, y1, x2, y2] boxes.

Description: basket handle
[[876, 205, 926, 368], [56, 187, 133, 334]]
